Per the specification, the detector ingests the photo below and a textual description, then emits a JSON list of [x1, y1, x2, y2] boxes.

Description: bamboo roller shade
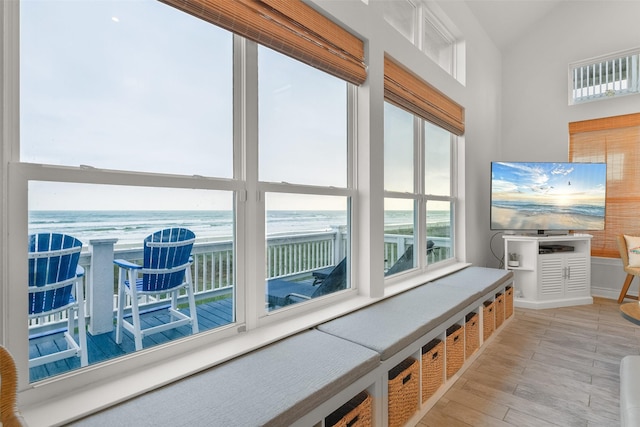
[[160, 0, 367, 86], [569, 112, 640, 258], [384, 55, 465, 136]]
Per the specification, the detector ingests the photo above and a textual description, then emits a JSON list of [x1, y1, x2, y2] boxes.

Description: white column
[[88, 238, 118, 335]]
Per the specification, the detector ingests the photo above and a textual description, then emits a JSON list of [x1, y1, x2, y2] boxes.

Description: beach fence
[[28, 226, 448, 333]]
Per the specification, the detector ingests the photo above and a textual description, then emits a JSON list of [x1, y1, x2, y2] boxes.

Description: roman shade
[[160, 0, 367, 86], [384, 55, 464, 136], [569, 112, 640, 258]]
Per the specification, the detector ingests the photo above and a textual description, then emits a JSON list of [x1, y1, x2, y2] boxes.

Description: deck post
[[89, 238, 118, 335]]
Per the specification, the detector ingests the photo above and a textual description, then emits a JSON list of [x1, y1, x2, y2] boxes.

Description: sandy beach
[[491, 206, 603, 231]]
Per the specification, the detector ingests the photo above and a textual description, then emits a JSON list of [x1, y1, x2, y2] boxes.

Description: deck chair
[[114, 228, 199, 351], [617, 234, 640, 303], [385, 240, 435, 276], [267, 257, 347, 308], [1, 346, 27, 427], [28, 233, 88, 368], [386, 245, 414, 276]]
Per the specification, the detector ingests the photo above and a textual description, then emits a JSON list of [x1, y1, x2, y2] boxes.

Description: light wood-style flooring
[[418, 297, 639, 427]]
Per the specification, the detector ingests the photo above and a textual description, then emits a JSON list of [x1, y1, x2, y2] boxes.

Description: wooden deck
[[29, 298, 234, 382]]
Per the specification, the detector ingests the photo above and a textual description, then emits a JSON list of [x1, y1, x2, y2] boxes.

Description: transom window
[[570, 48, 640, 104], [370, 0, 459, 79]]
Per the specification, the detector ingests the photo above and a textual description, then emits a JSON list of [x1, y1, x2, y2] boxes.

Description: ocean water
[[28, 210, 449, 246], [491, 200, 605, 217]]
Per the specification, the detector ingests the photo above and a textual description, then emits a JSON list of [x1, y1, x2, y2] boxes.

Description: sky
[[491, 161, 607, 204], [21, 0, 449, 212]]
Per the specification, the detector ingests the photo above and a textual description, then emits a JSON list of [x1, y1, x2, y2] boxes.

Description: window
[[383, 54, 461, 277], [15, 0, 356, 390], [383, 102, 456, 277], [370, 0, 417, 44], [384, 102, 414, 193], [258, 46, 348, 187], [265, 193, 350, 310], [383, 103, 416, 275], [20, 0, 237, 382], [370, 0, 459, 79], [425, 122, 454, 262], [570, 48, 640, 104], [27, 182, 236, 382], [259, 45, 353, 310], [422, 9, 456, 76]]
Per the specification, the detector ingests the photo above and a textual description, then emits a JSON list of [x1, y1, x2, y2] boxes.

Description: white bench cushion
[[70, 329, 379, 427], [317, 267, 512, 360]]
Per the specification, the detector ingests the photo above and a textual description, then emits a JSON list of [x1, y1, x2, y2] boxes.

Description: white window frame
[[384, 105, 457, 282], [371, 0, 463, 82], [569, 47, 640, 104]]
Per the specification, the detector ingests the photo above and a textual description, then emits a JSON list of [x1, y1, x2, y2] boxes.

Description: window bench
[[70, 266, 513, 427]]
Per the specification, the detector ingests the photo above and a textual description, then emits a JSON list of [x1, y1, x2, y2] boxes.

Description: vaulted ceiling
[[464, 0, 563, 51]]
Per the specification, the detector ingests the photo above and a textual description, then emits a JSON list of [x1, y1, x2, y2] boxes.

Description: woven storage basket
[[421, 338, 444, 403], [483, 300, 495, 340], [495, 292, 505, 329], [445, 324, 464, 379], [505, 285, 514, 319], [388, 357, 419, 427], [326, 390, 372, 427], [465, 312, 479, 359]]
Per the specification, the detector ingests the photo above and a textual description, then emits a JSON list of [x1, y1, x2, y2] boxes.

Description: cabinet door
[[538, 256, 563, 299], [565, 254, 588, 297]]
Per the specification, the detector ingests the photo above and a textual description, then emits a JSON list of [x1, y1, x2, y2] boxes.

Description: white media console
[[503, 234, 593, 309]]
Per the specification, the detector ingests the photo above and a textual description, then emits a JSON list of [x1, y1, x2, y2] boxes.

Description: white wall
[[501, 0, 640, 296], [436, 1, 503, 269], [502, 0, 640, 160]]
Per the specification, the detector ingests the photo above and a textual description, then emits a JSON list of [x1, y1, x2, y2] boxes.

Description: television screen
[[491, 161, 607, 232]]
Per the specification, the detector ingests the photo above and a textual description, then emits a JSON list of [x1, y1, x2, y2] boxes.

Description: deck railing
[[29, 227, 447, 333]]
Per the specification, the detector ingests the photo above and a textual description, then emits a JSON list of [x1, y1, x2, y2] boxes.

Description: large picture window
[[16, 0, 355, 387]]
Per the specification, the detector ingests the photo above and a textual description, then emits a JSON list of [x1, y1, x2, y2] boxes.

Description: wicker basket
[[465, 312, 479, 359], [326, 390, 372, 427], [483, 300, 495, 340], [445, 324, 464, 379], [421, 338, 444, 403], [505, 285, 514, 319], [388, 357, 419, 427], [495, 292, 505, 329]]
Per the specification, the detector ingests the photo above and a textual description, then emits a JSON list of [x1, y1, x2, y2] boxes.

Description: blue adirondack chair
[[28, 233, 87, 368], [114, 228, 199, 351]]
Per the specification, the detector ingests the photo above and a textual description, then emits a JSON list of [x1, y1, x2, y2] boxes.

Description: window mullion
[[239, 38, 262, 330], [415, 116, 426, 269]]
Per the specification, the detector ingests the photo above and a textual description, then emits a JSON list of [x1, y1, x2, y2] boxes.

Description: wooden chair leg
[[618, 273, 639, 303]]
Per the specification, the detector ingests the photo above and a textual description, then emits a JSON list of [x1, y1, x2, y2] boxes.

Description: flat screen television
[[491, 161, 607, 233]]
